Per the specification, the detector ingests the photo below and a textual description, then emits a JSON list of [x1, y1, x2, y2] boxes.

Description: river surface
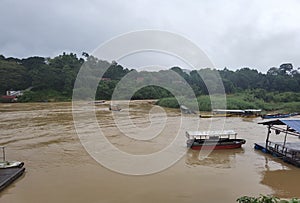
[[0, 101, 299, 203]]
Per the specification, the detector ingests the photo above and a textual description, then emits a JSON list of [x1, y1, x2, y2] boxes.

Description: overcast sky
[[1, 0, 300, 72]]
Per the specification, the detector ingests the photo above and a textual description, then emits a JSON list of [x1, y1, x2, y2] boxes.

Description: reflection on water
[[185, 148, 245, 168], [0, 102, 299, 202], [258, 155, 300, 198], [261, 169, 300, 198]]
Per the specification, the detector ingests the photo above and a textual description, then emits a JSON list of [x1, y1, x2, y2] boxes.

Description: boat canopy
[[213, 109, 245, 113], [244, 109, 262, 112], [259, 119, 300, 135], [213, 109, 261, 113], [186, 130, 237, 139]]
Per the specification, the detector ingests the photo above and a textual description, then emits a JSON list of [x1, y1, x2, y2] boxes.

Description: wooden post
[[283, 126, 288, 153], [265, 125, 271, 149], [2, 147, 5, 162]]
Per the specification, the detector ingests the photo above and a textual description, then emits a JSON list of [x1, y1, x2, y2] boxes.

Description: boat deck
[[254, 142, 300, 167], [0, 167, 25, 191]]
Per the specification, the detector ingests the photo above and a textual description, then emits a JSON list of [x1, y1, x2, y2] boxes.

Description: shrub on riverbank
[[18, 90, 70, 102], [237, 195, 300, 203], [156, 92, 300, 113]]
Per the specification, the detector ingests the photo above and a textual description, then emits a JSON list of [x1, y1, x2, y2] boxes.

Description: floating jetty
[[0, 146, 25, 191], [0, 167, 25, 191], [255, 119, 300, 167]]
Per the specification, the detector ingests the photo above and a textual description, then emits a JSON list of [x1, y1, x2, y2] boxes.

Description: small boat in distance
[[200, 109, 261, 118], [186, 130, 246, 150], [109, 104, 121, 111], [93, 100, 105, 105], [261, 112, 298, 119], [180, 105, 196, 114], [199, 114, 232, 118]]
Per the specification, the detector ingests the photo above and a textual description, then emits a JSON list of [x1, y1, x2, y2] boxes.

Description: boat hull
[[0, 161, 24, 169], [261, 113, 298, 119], [188, 139, 246, 150]]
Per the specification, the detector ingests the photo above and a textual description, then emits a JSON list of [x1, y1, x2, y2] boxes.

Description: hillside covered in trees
[[1, 52, 300, 112]]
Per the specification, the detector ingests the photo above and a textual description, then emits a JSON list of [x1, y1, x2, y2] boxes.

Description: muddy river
[[0, 101, 299, 203]]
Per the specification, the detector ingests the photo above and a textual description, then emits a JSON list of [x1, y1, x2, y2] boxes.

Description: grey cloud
[[1, 0, 300, 72]]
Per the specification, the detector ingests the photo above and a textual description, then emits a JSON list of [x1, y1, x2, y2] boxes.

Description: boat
[[109, 104, 121, 111], [199, 109, 261, 118], [180, 105, 196, 114], [261, 112, 298, 119], [199, 114, 232, 118], [93, 100, 105, 105], [213, 109, 245, 117], [0, 146, 24, 169], [0, 161, 24, 169], [186, 130, 246, 150], [243, 109, 262, 117]]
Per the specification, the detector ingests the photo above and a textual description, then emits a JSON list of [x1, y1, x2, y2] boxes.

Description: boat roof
[[213, 109, 261, 113], [180, 105, 189, 110], [244, 109, 262, 112], [259, 119, 300, 134], [186, 130, 237, 138], [213, 109, 245, 113]]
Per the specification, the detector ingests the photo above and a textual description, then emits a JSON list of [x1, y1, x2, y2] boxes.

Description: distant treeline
[[1, 52, 300, 102]]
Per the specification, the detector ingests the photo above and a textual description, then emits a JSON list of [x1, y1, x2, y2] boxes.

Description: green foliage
[[237, 195, 300, 203], [156, 92, 300, 112], [96, 80, 118, 100], [18, 90, 69, 102], [1, 53, 300, 107], [132, 86, 172, 100], [0, 59, 31, 94], [156, 97, 180, 108]]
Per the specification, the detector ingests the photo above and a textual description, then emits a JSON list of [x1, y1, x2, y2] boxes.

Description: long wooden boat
[[200, 109, 261, 118], [186, 130, 246, 150], [261, 113, 298, 119], [199, 114, 232, 118]]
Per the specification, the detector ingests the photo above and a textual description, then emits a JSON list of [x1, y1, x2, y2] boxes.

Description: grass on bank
[[156, 92, 300, 113]]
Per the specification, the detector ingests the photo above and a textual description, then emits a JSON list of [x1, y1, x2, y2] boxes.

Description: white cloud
[[1, 0, 300, 72]]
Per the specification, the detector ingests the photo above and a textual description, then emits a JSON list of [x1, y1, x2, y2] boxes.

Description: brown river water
[[0, 101, 299, 203]]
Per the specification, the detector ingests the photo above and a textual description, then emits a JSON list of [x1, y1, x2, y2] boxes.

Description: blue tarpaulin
[[281, 120, 300, 134], [259, 119, 300, 134]]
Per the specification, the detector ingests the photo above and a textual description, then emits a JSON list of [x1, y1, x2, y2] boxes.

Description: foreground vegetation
[[237, 195, 300, 203], [1, 52, 300, 113]]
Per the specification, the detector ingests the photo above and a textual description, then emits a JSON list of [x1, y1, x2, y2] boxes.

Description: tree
[[0, 60, 30, 94], [279, 63, 293, 75]]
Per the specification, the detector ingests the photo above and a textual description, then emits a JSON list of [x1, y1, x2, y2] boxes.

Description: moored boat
[[186, 130, 246, 150], [200, 109, 261, 118], [0, 146, 24, 169], [261, 112, 298, 119], [0, 161, 24, 169], [199, 114, 232, 118]]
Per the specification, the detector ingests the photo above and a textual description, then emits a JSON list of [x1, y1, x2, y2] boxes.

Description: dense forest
[[1, 52, 300, 111]]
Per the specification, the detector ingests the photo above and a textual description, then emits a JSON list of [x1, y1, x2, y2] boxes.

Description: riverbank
[[2, 89, 300, 113], [156, 93, 300, 113]]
